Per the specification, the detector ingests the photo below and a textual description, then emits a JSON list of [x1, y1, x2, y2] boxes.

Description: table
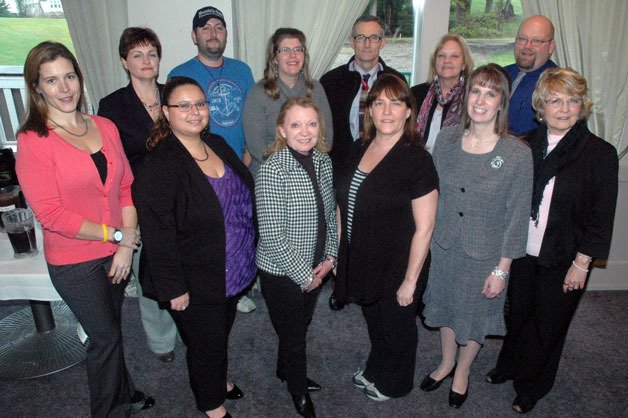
[[0, 223, 86, 379]]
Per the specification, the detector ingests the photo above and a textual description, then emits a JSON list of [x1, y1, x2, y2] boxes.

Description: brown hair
[[118, 27, 162, 60], [17, 41, 86, 137], [262, 28, 313, 100], [532, 67, 592, 121], [462, 65, 510, 137], [266, 97, 329, 155], [362, 73, 419, 145], [351, 15, 385, 37], [427, 33, 474, 83], [147, 76, 204, 151]]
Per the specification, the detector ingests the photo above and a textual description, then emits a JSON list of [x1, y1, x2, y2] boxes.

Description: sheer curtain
[[523, 0, 628, 151], [233, 0, 370, 81], [61, 0, 129, 110]]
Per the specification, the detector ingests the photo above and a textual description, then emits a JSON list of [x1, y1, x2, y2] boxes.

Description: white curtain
[[233, 0, 370, 81], [61, 0, 129, 111], [523, 0, 628, 151]]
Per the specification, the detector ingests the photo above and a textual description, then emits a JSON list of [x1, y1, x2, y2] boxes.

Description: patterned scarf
[[415, 76, 465, 138]]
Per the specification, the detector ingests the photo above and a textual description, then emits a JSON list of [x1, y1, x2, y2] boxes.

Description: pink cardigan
[[16, 115, 134, 265]]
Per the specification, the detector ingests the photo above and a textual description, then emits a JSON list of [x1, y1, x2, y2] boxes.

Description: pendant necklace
[[193, 143, 210, 162], [197, 57, 224, 90], [49, 116, 89, 137]]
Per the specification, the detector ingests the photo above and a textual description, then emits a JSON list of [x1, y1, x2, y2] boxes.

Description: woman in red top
[[16, 41, 154, 417]]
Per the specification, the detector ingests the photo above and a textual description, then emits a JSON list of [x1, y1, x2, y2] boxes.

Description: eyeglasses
[[166, 101, 209, 112], [515, 36, 552, 46], [353, 34, 382, 43], [544, 98, 583, 109], [276, 46, 305, 55]]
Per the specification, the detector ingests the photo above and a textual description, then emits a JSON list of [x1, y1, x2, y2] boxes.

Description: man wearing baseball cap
[[169, 7, 257, 315]]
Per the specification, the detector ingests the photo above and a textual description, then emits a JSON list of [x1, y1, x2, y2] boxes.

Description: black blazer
[[527, 122, 618, 269], [132, 132, 256, 305], [98, 83, 164, 173]]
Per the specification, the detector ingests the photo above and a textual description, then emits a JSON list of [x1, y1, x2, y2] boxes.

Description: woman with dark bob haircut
[[98, 27, 179, 364], [16, 41, 153, 416], [335, 73, 439, 401], [485, 67, 618, 414], [132, 76, 256, 418]]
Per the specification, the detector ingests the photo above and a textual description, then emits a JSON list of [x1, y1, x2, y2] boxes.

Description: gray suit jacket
[[432, 125, 533, 260]]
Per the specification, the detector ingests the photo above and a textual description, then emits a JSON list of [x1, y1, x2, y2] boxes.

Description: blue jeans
[[48, 256, 135, 417]]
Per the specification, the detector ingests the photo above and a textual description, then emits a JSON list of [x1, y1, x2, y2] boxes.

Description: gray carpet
[[1, 285, 626, 417]]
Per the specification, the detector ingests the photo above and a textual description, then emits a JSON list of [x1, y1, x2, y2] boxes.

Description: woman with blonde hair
[[256, 96, 337, 418]]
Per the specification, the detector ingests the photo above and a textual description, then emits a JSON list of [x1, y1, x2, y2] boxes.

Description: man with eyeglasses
[[506, 15, 557, 135], [320, 15, 405, 311], [168, 6, 257, 314]]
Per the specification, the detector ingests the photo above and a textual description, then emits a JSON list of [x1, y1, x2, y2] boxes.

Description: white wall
[[127, 0, 234, 83]]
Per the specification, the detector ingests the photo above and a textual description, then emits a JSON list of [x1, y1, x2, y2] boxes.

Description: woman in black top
[[335, 74, 438, 401]]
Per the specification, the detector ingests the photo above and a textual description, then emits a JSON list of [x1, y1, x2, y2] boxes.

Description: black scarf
[[530, 119, 589, 224]]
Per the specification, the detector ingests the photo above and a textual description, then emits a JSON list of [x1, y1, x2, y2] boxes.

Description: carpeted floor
[[1, 285, 626, 417]]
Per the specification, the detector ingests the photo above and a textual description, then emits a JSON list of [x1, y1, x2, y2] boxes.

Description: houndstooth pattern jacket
[[255, 147, 338, 290]]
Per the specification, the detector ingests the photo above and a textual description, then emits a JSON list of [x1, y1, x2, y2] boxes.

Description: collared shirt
[[349, 61, 383, 140]]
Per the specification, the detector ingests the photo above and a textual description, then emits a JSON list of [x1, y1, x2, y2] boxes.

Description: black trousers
[[495, 255, 584, 401], [48, 256, 135, 418], [169, 297, 238, 412], [260, 271, 321, 396], [362, 295, 419, 398]]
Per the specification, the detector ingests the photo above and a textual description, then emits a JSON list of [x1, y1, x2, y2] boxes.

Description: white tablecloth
[[0, 224, 62, 301]]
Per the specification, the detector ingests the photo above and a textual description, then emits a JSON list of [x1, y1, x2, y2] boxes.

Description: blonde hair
[[532, 67, 592, 121], [266, 97, 329, 155], [427, 34, 474, 83]]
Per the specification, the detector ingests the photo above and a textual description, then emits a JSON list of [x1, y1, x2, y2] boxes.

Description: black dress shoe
[[512, 395, 537, 414], [328, 293, 345, 311], [485, 367, 510, 384], [155, 350, 175, 363], [130, 390, 155, 414], [276, 370, 322, 392], [225, 383, 244, 400], [420, 363, 456, 392], [448, 387, 468, 408], [291, 393, 316, 418]]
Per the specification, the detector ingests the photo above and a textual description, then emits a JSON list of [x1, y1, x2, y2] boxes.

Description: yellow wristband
[[101, 224, 108, 243]]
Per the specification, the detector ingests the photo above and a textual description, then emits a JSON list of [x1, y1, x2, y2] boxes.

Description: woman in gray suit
[[421, 65, 533, 408]]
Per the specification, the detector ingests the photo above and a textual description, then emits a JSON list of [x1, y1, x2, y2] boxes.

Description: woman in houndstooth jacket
[[255, 97, 338, 418]]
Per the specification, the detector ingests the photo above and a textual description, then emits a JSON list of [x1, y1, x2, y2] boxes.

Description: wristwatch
[[112, 228, 124, 244]]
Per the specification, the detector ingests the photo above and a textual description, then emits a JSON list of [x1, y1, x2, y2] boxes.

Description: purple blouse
[[206, 164, 256, 297]]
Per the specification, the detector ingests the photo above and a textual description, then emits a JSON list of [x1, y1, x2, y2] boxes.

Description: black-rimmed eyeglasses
[[166, 101, 209, 112], [353, 34, 382, 43]]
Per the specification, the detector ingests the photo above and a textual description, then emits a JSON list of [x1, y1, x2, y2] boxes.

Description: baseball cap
[[192, 6, 226, 29]]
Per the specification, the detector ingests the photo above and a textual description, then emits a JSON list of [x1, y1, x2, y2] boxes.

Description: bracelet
[[572, 260, 589, 272], [576, 254, 592, 263], [101, 224, 108, 243], [491, 267, 509, 280], [325, 257, 337, 269]]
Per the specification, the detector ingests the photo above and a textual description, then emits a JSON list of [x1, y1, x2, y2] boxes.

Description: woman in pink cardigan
[[15, 41, 154, 417]]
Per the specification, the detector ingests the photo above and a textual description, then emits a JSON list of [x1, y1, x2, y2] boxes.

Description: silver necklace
[[464, 130, 499, 147], [49, 116, 89, 137], [197, 57, 224, 89], [142, 87, 161, 111]]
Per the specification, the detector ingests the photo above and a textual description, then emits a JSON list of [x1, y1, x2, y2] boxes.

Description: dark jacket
[[97, 83, 164, 173], [526, 122, 618, 269], [335, 135, 438, 305], [411, 82, 454, 142], [320, 56, 406, 176], [132, 132, 256, 305]]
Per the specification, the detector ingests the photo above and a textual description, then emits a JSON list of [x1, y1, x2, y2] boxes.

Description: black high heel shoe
[[291, 393, 316, 418], [225, 383, 244, 400], [512, 395, 537, 414], [276, 370, 321, 392], [485, 367, 511, 384], [420, 363, 456, 392], [130, 390, 155, 414], [449, 376, 469, 408]]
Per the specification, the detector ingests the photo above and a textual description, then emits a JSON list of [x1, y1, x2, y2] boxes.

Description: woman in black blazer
[[133, 77, 256, 418], [484, 67, 618, 414]]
